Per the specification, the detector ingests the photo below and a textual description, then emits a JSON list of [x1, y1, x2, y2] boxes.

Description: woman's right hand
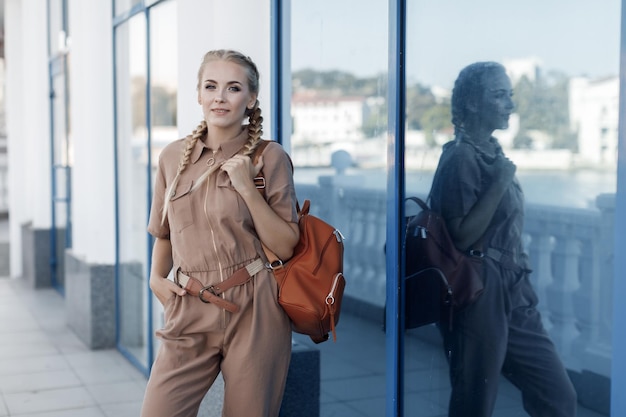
[[481, 154, 516, 188], [149, 274, 186, 306]]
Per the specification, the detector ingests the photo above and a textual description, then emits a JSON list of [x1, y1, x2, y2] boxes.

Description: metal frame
[[47, 0, 72, 294], [611, 1, 626, 415], [112, 0, 169, 378], [271, 0, 291, 147], [385, 1, 406, 415]]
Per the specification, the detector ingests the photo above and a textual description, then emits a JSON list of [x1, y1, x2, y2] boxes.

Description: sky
[[291, 0, 621, 88]]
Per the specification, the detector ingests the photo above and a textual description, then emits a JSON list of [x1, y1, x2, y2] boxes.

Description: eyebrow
[[203, 79, 243, 85]]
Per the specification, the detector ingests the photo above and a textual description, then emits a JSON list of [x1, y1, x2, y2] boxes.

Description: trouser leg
[[441, 264, 509, 417], [140, 328, 221, 417], [501, 280, 577, 417], [220, 271, 292, 417]]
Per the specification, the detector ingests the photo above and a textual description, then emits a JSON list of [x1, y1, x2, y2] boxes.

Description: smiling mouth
[[212, 109, 229, 114]]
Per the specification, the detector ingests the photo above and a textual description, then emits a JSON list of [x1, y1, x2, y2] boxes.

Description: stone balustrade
[[295, 174, 614, 383]]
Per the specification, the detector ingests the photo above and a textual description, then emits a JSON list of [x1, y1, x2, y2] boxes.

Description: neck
[[461, 126, 493, 145], [205, 124, 245, 149]]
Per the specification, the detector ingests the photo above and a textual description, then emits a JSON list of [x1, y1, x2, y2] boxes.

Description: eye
[[228, 85, 241, 92], [204, 84, 216, 90], [492, 90, 511, 100]]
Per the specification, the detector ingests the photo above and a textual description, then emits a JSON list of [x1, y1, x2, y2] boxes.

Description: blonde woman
[[141, 50, 299, 417], [429, 62, 576, 417]]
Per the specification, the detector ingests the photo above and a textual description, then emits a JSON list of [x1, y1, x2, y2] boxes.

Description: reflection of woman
[[140, 50, 299, 417], [429, 62, 577, 417]]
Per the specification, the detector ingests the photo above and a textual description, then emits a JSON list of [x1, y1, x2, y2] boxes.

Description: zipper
[[204, 176, 226, 327], [325, 273, 343, 306], [312, 229, 344, 275], [326, 273, 343, 342]]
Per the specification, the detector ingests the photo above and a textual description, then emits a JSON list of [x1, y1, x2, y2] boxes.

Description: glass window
[[290, 1, 389, 415], [404, 2, 619, 416], [48, 0, 71, 289], [48, 0, 68, 57], [114, 0, 143, 16], [148, 0, 178, 361], [115, 13, 150, 370], [114, 0, 177, 373]]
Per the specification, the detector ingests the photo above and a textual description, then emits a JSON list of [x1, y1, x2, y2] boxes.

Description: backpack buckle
[[254, 177, 266, 189], [266, 259, 283, 270]]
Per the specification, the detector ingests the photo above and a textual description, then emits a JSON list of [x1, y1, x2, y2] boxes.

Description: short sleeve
[[431, 142, 482, 220], [147, 155, 171, 239], [260, 142, 298, 224]]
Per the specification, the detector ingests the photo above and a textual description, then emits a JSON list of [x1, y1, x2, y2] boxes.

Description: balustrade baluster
[[548, 236, 581, 366]]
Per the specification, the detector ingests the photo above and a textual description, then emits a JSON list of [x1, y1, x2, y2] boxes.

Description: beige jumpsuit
[[140, 128, 297, 417]]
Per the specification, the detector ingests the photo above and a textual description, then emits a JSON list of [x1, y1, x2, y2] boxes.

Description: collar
[[457, 135, 503, 165], [189, 126, 249, 164]]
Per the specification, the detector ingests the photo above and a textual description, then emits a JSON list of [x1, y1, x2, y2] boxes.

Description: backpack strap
[[251, 139, 298, 211], [251, 139, 271, 194], [249, 139, 299, 269]]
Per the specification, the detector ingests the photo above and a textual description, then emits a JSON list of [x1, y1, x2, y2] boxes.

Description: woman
[[429, 62, 577, 417], [140, 50, 299, 417]]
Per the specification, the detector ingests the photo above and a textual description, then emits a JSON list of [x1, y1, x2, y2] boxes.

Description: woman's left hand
[[220, 154, 264, 194]]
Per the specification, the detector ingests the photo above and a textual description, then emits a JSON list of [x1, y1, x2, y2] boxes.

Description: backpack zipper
[[325, 273, 343, 306], [312, 228, 344, 275]]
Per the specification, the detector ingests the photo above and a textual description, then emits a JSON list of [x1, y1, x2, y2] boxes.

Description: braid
[[161, 121, 207, 225], [243, 102, 263, 157]]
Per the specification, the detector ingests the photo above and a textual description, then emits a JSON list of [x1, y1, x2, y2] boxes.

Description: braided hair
[[161, 50, 264, 225], [451, 61, 505, 137]]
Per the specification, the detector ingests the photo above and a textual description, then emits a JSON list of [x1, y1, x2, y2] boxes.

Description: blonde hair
[[161, 50, 264, 225]]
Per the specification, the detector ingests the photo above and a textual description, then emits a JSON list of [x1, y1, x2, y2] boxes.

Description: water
[[294, 167, 617, 209]]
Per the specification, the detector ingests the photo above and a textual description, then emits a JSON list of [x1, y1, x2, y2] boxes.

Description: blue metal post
[[270, 0, 291, 147], [611, 1, 626, 414], [385, 0, 407, 416]]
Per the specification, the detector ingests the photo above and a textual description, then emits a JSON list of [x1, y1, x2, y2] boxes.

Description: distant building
[[569, 76, 619, 167], [291, 93, 367, 145], [290, 93, 369, 165], [504, 56, 542, 84]]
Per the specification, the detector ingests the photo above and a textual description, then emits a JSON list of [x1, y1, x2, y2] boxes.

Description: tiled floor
[[0, 277, 608, 417], [0, 278, 146, 417]]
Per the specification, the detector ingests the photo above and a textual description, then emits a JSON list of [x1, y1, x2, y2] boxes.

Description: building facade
[[4, 0, 626, 415]]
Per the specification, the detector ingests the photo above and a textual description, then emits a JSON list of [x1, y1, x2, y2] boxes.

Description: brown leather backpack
[[252, 140, 346, 343]]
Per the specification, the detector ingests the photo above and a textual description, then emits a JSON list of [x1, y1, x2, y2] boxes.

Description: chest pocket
[[169, 181, 194, 232]]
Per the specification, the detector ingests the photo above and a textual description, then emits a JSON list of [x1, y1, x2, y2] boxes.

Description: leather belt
[[175, 258, 265, 313], [484, 248, 529, 274]]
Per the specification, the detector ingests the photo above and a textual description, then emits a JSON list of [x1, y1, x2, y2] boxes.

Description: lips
[[212, 109, 229, 115]]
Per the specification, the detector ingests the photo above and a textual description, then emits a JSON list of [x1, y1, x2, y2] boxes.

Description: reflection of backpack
[[252, 141, 346, 343], [403, 197, 484, 328]]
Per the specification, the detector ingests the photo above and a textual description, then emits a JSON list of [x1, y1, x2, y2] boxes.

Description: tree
[[420, 104, 452, 147], [512, 72, 574, 150], [406, 83, 438, 131]]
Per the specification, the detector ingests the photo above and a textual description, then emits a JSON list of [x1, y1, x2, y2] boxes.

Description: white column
[[5, 0, 51, 277], [177, 0, 273, 137], [66, 0, 115, 264]]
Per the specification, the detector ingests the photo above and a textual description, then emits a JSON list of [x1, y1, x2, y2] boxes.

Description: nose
[[505, 95, 514, 111], [214, 89, 226, 102]]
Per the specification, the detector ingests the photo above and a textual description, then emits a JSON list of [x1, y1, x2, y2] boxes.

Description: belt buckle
[[198, 285, 217, 303], [468, 249, 484, 258]]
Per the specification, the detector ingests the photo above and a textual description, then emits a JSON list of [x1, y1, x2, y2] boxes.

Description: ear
[[247, 95, 257, 110], [466, 98, 479, 113]]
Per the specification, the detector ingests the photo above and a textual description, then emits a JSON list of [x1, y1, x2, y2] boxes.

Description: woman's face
[[197, 60, 257, 130], [476, 69, 515, 131]]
